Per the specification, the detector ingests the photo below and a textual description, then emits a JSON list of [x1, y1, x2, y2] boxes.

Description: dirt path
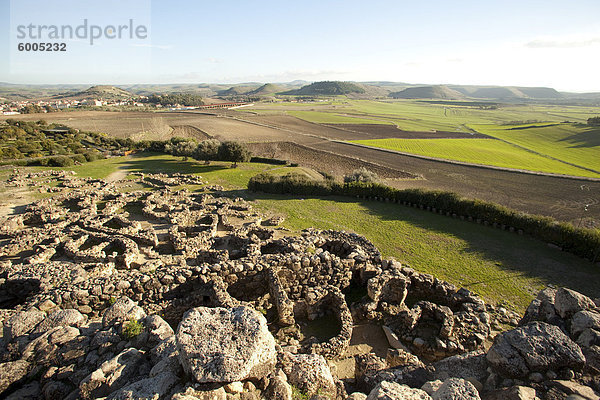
[[105, 157, 132, 182]]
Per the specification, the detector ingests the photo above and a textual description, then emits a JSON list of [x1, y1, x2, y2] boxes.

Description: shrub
[[82, 150, 102, 162], [47, 155, 74, 167], [344, 167, 379, 183], [122, 318, 144, 339], [250, 156, 288, 165], [71, 154, 87, 163]]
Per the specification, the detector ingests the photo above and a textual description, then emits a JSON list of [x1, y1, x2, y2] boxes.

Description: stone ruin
[[0, 170, 598, 399]]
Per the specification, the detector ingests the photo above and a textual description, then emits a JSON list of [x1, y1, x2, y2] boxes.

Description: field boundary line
[[170, 110, 600, 182], [469, 126, 600, 176], [337, 140, 600, 182]]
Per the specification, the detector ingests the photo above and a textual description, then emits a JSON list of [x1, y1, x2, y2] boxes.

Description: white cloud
[[525, 35, 600, 48]]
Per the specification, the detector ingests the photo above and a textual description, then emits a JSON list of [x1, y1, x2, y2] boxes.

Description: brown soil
[[247, 142, 417, 180], [4, 111, 598, 225], [322, 124, 489, 139]]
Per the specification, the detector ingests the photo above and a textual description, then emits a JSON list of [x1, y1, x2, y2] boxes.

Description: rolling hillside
[[389, 85, 465, 100], [283, 81, 366, 96]]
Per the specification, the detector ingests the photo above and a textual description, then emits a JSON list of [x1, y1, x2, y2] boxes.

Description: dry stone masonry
[[0, 170, 598, 399]]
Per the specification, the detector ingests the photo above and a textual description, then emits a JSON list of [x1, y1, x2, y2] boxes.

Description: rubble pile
[[0, 171, 598, 399]]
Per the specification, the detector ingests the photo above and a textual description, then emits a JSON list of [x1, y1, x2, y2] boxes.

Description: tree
[[172, 141, 197, 161], [193, 139, 220, 164], [587, 116, 600, 126], [218, 141, 251, 167]]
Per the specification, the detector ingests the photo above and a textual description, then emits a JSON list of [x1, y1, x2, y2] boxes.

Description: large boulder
[[430, 378, 480, 400], [571, 310, 600, 337], [33, 309, 86, 334], [79, 348, 148, 399], [486, 322, 585, 378], [0, 360, 31, 394], [482, 385, 538, 400], [519, 288, 558, 326], [555, 288, 596, 319], [176, 306, 276, 383], [366, 381, 431, 400], [432, 350, 488, 382], [102, 297, 146, 329], [286, 353, 336, 397], [2, 308, 44, 343]]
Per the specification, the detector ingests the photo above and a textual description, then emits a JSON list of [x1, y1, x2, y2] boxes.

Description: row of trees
[[162, 138, 251, 166], [144, 94, 205, 107]]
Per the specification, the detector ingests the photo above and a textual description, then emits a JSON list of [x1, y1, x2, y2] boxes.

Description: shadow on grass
[[558, 127, 600, 149], [118, 153, 229, 175], [244, 191, 600, 303]]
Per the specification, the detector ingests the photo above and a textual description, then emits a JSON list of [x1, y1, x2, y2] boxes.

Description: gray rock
[[548, 380, 599, 400], [34, 309, 86, 333], [432, 350, 488, 382], [22, 325, 80, 363], [347, 393, 368, 400], [79, 348, 147, 399], [171, 386, 227, 400], [144, 314, 174, 346], [431, 378, 480, 400], [555, 288, 596, 319], [0, 360, 30, 394], [520, 288, 557, 325], [267, 375, 293, 400], [105, 370, 179, 400], [422, 380, 443, 396], [102, 297, 146, 328], [42, 380, 72, 400], [176, 306, 276, 383], [487, 322, 585, 378], [287, 353, 336, 397], [5, 381, 40, 400], [3, 308, 45, 342], [571, 310, 600, 337], [366, 381, 432, 400], [482, 385, 538, 400]]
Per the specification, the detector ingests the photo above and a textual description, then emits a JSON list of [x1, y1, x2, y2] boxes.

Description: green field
[[471, 123, 600, 173], [350, 138, 600, 177], [286, 110, 393, 125], [7, 153, 600, 311], [246, 99, 600, 132]]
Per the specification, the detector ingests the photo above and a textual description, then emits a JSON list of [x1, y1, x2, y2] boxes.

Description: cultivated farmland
[[350, 137, 600, 178]]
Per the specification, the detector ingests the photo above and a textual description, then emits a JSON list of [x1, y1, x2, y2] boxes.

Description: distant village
[[1, 96, 253, 115], [0, 97, 148, 115]]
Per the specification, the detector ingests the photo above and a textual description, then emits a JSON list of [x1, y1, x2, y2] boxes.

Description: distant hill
[[515, 87, 562, 99], [217, 86, 258, 96], [246, 83, 282, 96], [283, 81, 366, 96], [390, 85, 465, 100], [61, 85, 133, 100], [450, 85, 563, 100]]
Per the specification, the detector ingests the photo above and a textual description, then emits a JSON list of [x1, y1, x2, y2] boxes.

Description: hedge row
[[248, 173, 600, 262], [250, 156, 289, 165]]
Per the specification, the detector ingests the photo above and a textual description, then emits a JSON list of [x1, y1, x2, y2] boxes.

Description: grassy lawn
[[472, 123, 600, 173], [350, 138, 600, 177], [252, 194, 600, 311]]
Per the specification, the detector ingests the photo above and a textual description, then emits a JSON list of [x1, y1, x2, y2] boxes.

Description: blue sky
[[1, 0, 600, 91]]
